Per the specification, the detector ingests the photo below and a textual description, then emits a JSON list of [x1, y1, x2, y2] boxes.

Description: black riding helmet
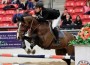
[[35, 2, 44, 8]]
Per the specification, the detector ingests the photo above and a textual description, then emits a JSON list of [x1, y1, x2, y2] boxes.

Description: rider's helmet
[[35, 2, 44, 8]]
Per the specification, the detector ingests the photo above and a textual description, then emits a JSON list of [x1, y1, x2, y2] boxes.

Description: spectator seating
[[5, 10, 16, 15], [0, 3, 19, 28], [0, 0, 26, 31], [75, 1, 86, 7], [0, 4, 6, 9], [65, 1, 74, 9], [0, 0, 89, 29], [74, 7, 84, 15], [83, 15, 90, 23], [64, 0, 88, 25], [67, 7, 74, 15], [0, 10, 5, 16]]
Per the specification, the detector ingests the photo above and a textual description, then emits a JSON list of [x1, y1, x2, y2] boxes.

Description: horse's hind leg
[[64, 59, 71, 65], [55, 49, 71, 65]]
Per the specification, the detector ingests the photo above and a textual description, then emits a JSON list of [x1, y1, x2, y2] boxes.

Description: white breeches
[[52, 16, 60, 29]]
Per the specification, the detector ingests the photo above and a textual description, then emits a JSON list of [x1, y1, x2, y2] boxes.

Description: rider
[[32, 2, 60, 45]]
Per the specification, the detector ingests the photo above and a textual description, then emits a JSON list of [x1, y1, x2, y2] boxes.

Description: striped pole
[[0, 63, 19, 65], [0, 63, 37, 65], [0, 54, 74, 59], [0, 63, 26, 65]]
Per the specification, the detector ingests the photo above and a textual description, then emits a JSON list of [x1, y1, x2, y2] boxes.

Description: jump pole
[[0, 54, 74, 59]]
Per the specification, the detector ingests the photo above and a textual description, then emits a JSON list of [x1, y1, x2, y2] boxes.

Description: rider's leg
[[52, 16, 60, 44], [52, 16, 61, 29], [53, 27, 59, 39]]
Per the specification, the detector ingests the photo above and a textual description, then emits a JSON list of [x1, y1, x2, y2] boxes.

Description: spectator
[[61, 8, 72, 21], [74, 15, 82, 26], [3, 3, 16, 10], [2, 0, 8, 4], [27, 0, 34, 9], [62, 13, 72, 26], [12, 9, 23, 23], [18, 0, 29, 10], [27, 0, 40, 9], [31, 0, 39, 6], [83, 0, 90, 14]]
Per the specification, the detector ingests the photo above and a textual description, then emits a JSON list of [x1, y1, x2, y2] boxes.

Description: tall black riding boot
[[53, 27, 60, 45]]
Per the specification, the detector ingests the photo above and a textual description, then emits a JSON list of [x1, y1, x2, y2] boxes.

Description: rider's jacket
[[35, 8, 60, 22]]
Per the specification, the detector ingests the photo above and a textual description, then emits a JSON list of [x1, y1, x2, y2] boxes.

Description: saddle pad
[[59, 30, 65, 38]]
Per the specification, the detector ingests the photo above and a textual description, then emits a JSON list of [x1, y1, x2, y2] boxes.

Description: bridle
[[29, 17, 40, 35]]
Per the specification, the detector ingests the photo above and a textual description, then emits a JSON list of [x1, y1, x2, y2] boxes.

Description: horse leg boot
[[23, 36, 36, 49], [22, 40, 26, 49], [53, 27, 59, 45], [30, 34, 37, 49]]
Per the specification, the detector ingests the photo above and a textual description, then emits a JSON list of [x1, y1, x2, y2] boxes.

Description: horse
[[17, 16, 75, 65]]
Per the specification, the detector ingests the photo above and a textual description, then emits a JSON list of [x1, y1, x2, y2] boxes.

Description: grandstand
[[0, 0, 65, 31], [0, 0, 89, 32], [65, 0, 90, 25]]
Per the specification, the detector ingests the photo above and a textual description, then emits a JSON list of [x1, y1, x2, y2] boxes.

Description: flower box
[[69, 24, 90, 65]]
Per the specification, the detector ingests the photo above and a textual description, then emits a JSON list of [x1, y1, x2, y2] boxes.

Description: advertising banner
[[0, 31, 22, 49]]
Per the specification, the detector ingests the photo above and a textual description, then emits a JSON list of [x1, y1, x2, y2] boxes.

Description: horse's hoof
[[25, 49, 31, 54], [31, 49, 36, 54]]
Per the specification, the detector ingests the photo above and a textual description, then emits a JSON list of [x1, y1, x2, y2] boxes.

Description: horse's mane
[[23, 16, 39, 25]]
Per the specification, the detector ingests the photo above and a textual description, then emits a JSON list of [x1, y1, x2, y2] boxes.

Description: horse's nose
[[17, 36, 20, 40], [16, 34, 22, 41]]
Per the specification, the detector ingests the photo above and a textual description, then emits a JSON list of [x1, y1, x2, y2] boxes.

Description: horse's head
[[17, 21, 27, 41], [17, 16, 39, 41]]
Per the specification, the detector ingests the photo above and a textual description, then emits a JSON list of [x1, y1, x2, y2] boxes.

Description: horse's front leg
[[22, 39, 26, 49], [22, 36, 33, 54], [16, 30, 26, 49], [25, 36, 36, 54], [23, 36, 36, 50]]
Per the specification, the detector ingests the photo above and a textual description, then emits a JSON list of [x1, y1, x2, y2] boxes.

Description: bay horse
[[17, 16, 75, 65]]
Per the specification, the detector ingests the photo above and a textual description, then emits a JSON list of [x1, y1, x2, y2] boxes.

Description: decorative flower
[[69, 24, 90, 45], [78, 27, 90, 40]]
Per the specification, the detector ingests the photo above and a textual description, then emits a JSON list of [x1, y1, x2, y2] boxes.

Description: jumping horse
[[17, 16, 75, 65]]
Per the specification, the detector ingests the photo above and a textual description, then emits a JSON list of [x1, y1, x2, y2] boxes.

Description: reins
[[29, 18, 40, 34]]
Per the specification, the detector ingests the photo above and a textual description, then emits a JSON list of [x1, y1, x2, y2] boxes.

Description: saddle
[[58, 30, 65, 38], [49, 22, 64, 40], [51, 26, 65, 45]]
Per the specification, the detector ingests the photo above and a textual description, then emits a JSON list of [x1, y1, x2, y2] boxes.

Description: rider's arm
[[35, 10, 49, 22], [37, 13, 49, 22]]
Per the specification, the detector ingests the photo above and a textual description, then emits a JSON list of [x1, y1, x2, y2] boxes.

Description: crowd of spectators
[[1, 0, 89, 29], [60, 8, 83, 29], [60, 0, 90, 29], [0, 0, 43, 24], [1, 0, 43, 10]]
